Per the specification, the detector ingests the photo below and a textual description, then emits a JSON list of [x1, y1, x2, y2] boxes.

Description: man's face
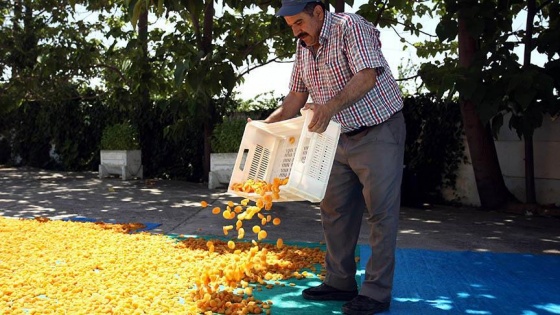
[[284, 6, 323, 48]]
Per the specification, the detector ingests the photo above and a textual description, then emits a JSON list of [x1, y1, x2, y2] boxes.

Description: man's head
[[277, 0, 325, 48], [276, 0, 322, 17]]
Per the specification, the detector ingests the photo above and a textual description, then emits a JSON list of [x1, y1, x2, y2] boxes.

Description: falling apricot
[[223, 225, 234, 235], [212, 207, 221, 215], [272, 218, 281, 226], [222, 210, 232, 219], [227, 240, 235, 249], [257, 230, 267, 241], [200, 201, 208, 208], [252, 226, 261, 234], [276, 238, 284, 249]]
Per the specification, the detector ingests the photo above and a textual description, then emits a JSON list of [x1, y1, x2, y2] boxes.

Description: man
[[266, 1, 406, 314]]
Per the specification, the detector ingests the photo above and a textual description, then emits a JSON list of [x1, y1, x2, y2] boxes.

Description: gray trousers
[[320, 111, 406, 303]]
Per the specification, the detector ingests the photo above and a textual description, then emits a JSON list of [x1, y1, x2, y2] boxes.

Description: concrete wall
[[443, 113, 560, 207]]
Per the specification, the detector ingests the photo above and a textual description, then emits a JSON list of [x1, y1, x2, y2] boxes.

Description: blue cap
[[276, 0, 321, 17]]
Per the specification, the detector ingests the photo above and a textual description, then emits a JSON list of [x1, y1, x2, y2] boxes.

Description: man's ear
[[313, 5, 324, 20]]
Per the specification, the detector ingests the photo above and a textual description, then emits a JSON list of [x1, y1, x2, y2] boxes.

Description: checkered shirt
[[288, 11, 403, 133]]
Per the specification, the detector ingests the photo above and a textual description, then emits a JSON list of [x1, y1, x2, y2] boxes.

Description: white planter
[[99, 150, 143, 180], [208, 152, 237, 189]]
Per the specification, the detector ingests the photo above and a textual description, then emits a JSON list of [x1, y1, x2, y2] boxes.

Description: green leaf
[[157, 0, 165, 17], [513, 89, 537, 110], [174, 61, 188, 87], [436, 19, 458, 42], [131, 1, 143, 29]]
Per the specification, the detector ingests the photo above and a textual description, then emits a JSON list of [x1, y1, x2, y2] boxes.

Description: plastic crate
[[228, 110, 341, 203]]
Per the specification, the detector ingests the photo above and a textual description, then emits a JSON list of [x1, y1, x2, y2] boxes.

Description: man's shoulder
[[331, 12, 374, 28]]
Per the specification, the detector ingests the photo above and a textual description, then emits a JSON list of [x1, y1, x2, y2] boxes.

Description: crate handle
[[238, 148, 249, 171]]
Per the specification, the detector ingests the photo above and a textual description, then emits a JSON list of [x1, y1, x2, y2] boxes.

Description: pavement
[[1, 166, 559, 255]]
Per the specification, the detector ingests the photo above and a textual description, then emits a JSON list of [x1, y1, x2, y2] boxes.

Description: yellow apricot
[[257, 230, 267, 241], [288, 136, 296, 144], [222, 210, 232, 219], [252, 226, 261, 234], [227, 241, 235, 250]]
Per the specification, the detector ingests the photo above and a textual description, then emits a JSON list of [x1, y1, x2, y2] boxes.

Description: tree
[[0, 0, 106, 114], [426, 0, 560, 210], [357, 0, 559, 210], [129, 0, 297, 180]]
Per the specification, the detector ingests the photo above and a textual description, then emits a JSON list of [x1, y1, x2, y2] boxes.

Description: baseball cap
[[276, 0, 321, 17]]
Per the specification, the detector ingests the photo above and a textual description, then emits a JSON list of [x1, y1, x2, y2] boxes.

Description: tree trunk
[[201, 0, 215, 183], [136, 6, 152, 176], [334, 0, 344, 12], [458, 17, 515, 210], [522, 0, 537, 204]]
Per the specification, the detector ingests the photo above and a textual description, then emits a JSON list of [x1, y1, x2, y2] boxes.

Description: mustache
[[297, 33, 309, 47]]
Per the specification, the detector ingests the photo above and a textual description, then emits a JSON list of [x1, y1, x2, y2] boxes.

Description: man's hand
[[303, 103, 335, 134], [301, 68, 377, 132]]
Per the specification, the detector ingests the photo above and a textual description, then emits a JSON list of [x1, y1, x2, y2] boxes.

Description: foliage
[[1, 0, 556, 205], [416, 0, 560, 138], [0, 91, 108, 170], [210, 117, 247, 153], [0, 1, 109, 114], [0, 137, 10, 165], [100, 123, 140, 150], [210, 93, 278, 153], [402, 94, 465, 206]]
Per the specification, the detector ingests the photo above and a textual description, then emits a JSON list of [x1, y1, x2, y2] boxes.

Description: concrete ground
[[1, 166, 559, 255]]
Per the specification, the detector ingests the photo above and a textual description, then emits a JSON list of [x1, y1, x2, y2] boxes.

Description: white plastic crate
[[228, 110, 341, 203]]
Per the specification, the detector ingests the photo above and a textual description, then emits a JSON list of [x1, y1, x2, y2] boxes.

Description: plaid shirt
[[289, 11, 403, 133]]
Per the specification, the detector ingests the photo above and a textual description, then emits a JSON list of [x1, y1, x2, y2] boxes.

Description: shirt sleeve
[[343, 17, 385, 76]]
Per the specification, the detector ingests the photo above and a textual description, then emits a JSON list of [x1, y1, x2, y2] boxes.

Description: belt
[[343, 110, 402, 137], [344, 125, 373, 137]]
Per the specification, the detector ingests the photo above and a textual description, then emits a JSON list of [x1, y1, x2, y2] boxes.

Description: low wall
[[443, 113, 560, 207]]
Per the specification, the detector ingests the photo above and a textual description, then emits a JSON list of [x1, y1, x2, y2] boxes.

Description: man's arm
[[306, 68, 377, 133], [264, 90, 309, 123]]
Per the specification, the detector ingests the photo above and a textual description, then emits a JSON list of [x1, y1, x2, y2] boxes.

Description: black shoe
[[302, 283, 358, 301], [342, 295, 390, 314]]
